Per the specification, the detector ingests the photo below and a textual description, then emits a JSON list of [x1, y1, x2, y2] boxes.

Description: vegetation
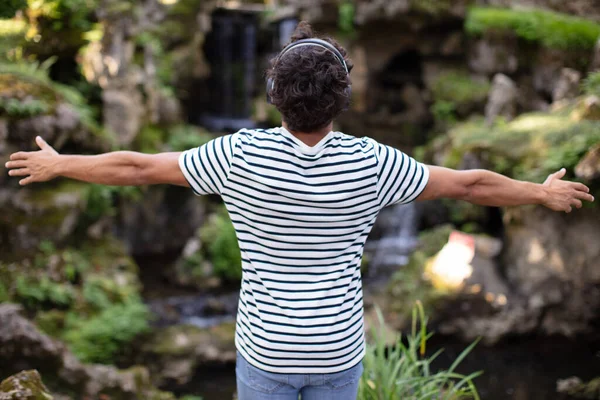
[[338, 1, 356, 38], [430, 71, 490, 126], [199, 207, 242, 281], [465, 7, 600, 51], [359, 303, 481, 400], [64, 298, 150, 364], [0, 0, 27, 19], [582, 71, 600, 97]]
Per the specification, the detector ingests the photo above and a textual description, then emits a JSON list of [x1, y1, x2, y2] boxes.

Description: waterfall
[[365, 202, 420, 280]]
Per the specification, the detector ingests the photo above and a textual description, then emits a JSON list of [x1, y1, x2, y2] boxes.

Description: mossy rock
[[0, 370, 53, 400], [429, 103, 600, 195], [466, 7, 600, 51]]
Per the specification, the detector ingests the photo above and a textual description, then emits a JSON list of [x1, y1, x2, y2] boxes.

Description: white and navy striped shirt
[[178, 127, 429, 374]]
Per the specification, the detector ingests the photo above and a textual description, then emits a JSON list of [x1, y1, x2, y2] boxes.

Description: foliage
[[64, 298, 151, 364], [35, 309, 66, 337], [411, 0, 455, 16], [135, 124, 165, 153], [0, 281, 8, 302], [359, 303, 481, 400], [0, 18, 27, 60], [26, 0, 98, 33], [582, 71, 600, 97], [338, 1, 355, 37], [0, 61, 108, 139], [440, 113, 600, 185], [167, 124, 213, 152], [15, 275, 75, 310], [82, 274, 136, 311], [199, 207, 242, 282], [465, 7, 600, 51], [0, 0, 27, 19], [431, 100, 457, 126], [179, 396, 204, 400], [0, 96, 49, 117]]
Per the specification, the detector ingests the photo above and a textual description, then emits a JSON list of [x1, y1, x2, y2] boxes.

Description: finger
[[10, 152, 30, 161], [575, 191, 595, 202], [554, 168, 566, 180], [570, 182, 590, 193], [19, 177, 34, 186], [564, 206, 572, 213], [571, 199, 583, 209], [5, 160, 28, 169], [36, 136, 51, 151], [8, 168, 30, 177]]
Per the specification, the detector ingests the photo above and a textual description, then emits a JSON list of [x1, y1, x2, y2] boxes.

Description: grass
[[465, 7, 600, 51], [359, 302, 481, 400]]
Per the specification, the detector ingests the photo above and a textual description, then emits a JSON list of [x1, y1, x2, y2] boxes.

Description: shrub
[[0, 97, 49, 117], [465, 7, 600, 51], [359, 303, 481, 400], [582, 71, 600, 97], [64, 298, 151, 364], [15, 276, 75, 310], [167, 124, 213, 152], [0, 0, 27, 19], [200, 207, 242, 282], [431, 72, 490, 108]]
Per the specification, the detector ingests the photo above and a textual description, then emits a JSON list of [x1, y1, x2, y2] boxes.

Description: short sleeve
[[178, 133, 240, 196], [373, 141, 430, 208]]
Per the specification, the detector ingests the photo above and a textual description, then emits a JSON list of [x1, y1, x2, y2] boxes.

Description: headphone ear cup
[[266, 78, 274, 104]]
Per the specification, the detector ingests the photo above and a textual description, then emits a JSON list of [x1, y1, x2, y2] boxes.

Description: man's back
[[178, 126, 429, 374]]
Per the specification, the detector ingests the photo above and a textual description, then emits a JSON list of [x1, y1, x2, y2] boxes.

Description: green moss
[[35, 309, 66, 337], [64, 298, 151, 364], [0, 370, 53, 400], [411, 0, 455, 16], [431, 71, 490, 107], [465, 7, 600, 51], [441, 111, 600, 185]]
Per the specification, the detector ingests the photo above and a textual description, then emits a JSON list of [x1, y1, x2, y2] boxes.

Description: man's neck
[[282, 122, 333, 147]]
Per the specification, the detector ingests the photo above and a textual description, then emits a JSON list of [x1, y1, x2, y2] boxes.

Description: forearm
[[463, 170, 546, 207], [54, 151, 149, 186]]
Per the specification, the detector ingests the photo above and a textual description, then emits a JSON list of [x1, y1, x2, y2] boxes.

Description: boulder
[[485, 74, 518, 125], [552, 68, 582, 103], [0, 370, 52, 400], [138, 322, 237, 386], [575, 143, 600, 180], [468, 37, 519, 76], [571, 95, 600, 121], [0, 304, 175, 400], [102, 88, 144, 146], [0, 183, 87, 255]]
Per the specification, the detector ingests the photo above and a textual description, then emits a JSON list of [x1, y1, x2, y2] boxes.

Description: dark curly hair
[[266, 21, 353, 133]]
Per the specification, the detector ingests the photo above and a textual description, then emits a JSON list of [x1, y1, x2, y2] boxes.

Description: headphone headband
[[275, 38, 348, 73]]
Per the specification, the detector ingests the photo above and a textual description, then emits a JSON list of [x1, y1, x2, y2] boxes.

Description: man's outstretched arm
[[5, 136, 188, 187], [417, 165, 594, 213]]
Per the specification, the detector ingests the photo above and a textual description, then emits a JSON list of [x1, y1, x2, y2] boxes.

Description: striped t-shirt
[[178, 126, 429, 374]]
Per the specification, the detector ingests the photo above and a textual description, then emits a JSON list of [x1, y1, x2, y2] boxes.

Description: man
[[5, 21, 594, 400]]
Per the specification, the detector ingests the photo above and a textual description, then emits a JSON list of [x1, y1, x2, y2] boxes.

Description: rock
[[0, 183, 87, 255], [575, 143, 600, 180], [139, 322, 237, 386], [552, 68, 582, 103], [0, 304, 175, 400], [532, 49, 568, 98], [0, 119, 8, 154], [0, 370, 53, 400], [102, 88, 144, 146], [117, 185, 206, 255], [571, 95, 600, 121], [557, 376, 600, 399], [485, 74, 518, 125], [502, 206, 600, 337], [468, 37, 519, 76]]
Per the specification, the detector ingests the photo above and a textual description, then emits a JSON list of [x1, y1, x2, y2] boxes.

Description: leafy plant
[[359, 303, 481, 400], [466, 7, 600, 51], [582, 71, 600, 97], [15, 275, 75, 310], [200, 207, 242, 282], [167, 124, 213, 152], [64, 298, 151, 364], [0, 0, 27, 19], [0, 97, 49, 117], [338, 1, 356, 37]]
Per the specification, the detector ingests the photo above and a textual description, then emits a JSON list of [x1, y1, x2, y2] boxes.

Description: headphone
[[266, 38, 351, 108]]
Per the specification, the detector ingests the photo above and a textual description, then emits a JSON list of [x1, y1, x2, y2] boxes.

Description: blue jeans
[[236, 352, 363, 400]]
